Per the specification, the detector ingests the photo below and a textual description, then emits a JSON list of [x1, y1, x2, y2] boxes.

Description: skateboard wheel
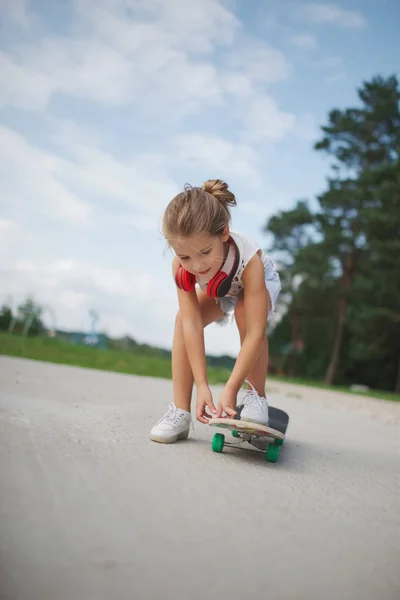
[[266, 444, 279, 463], [232, 430, 240, 438], [274, 439, 284, 446], [212, 433, 225, 453]]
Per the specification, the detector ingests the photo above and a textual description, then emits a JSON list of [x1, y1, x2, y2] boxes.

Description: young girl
[[150, 179, 281, 443]]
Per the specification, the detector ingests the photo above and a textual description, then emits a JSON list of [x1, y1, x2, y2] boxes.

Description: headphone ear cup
[[206, 236, 240, 298], [175, 265, 196, 292], [207, 272, 228, 298]]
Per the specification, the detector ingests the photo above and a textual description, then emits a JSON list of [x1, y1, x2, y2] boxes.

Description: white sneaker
[[237, 381, 269, 426], [150, 404, 192, 443]]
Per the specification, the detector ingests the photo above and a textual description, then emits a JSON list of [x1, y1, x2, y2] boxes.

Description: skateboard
[[208, 407, 289, 463]]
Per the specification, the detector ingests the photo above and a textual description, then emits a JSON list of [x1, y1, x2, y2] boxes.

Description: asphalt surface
[[1, 356, 399, 600]]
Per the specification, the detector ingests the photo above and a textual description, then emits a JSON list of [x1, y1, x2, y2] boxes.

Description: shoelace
[[157, 404, 195, 430], [241, 379, 266, 410]]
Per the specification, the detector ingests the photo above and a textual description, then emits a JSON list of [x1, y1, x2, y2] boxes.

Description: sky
[[1, 0, 399, 356]]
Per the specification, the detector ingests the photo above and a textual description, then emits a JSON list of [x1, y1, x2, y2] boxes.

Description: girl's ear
[[221, 226, 230, 242]]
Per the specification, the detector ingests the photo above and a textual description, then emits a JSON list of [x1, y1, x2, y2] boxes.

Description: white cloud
[[0, 126, 93, 226], [241, 94, 295, 142], [12, 258, 153, 298], [225, 40, 291, 85], [0, 0, 293, 129], [0, 218, 19, 234], [295, 2, 367, 28], [1, 253, 156, 330], [75, 0, 240, 55], [172, 133, 262, 184], [0, 0, 242, 117], [0, 122, 180, 231], [0, 53, 51, 111], [221, 72, 253, 99], [288, 33, 318, 49]]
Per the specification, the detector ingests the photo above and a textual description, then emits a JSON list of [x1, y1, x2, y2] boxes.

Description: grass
[[0, 332, 231, 384], [0, 332, 398, 402]]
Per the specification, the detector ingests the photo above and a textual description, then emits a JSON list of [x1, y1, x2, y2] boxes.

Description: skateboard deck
[[209, 407, 289, 463]]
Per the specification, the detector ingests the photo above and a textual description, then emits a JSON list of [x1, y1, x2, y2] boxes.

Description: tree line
[[266, 74, 400, 394]]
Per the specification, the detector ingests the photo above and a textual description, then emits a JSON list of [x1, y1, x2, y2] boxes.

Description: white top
[[197, 229, 262, 298]]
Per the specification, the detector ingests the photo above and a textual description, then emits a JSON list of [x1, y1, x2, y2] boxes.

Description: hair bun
[[201, 179, 236, 208]]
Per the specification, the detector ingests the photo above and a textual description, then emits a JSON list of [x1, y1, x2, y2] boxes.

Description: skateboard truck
[[208, 407, 289, 463]]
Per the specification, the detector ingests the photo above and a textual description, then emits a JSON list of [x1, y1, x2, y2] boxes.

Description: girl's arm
[[225, 254, 269, 393], [172, 257, 208, 388]]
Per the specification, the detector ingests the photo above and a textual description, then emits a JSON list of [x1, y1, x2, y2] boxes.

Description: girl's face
[[172, 228, 230, 282]]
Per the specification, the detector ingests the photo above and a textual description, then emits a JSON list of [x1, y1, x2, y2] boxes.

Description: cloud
[[1, 253, 159, 337], [0, 126, 93, 226], [0, 0, 241, 117], [241, 94, 295, 142], [225, 40, 291, 85], [295, 2, 367, 28], [0, 121, 180, 231], [288, 33, 318, 49], [0, 53, 51, 111], [0, 218, 19, 234], [172, 133, 262, 184], [0, 0, 293, 131], [76, 0, 241, 54], [0, 26, 219, 118]]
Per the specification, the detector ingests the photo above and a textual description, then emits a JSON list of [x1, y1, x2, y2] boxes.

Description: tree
[[264, 201, 340, 378], [314, 75, 400, 384], [264, 201, 315, 376], [264, 75, 400, 392], [0, 304, 13, 331], [347, 160, 400, 392], [8, 297, 45, 336]]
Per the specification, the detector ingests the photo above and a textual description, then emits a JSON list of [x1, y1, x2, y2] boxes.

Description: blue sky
[[1, 0, 399, 355]]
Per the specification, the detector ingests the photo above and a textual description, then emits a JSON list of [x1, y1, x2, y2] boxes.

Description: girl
[[150, 179, 281, 443]]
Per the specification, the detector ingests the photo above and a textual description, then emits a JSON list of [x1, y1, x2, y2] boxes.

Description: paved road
[[1, 356, 399, 600]]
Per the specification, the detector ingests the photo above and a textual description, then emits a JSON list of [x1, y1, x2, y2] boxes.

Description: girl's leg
[[234, 294, 269, 397], [172, 289, 225, 411]]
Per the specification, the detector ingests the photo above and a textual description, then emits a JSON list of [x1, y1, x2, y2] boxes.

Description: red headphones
[[175, 236, 240, 298]]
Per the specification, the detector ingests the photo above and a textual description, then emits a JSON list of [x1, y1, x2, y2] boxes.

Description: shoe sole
[[149, 430, 189, 444]]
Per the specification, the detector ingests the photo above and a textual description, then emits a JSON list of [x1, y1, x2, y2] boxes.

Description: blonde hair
[[162, 179, 237, 242]]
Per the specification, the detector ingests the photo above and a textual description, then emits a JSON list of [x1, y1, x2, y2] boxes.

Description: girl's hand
[[216, 386, 238, 419], [196, 384, 217, 424]]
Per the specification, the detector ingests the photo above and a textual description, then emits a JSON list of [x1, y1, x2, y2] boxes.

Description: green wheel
[[274, 438, 284, 446], [212, 433, 225, 453], [266, 444, 279, 463], [232, 430, 240, 438]]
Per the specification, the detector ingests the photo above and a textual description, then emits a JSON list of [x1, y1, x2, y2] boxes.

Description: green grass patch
[[0, 332, 231, 384], [0, 332, 398, 401]]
